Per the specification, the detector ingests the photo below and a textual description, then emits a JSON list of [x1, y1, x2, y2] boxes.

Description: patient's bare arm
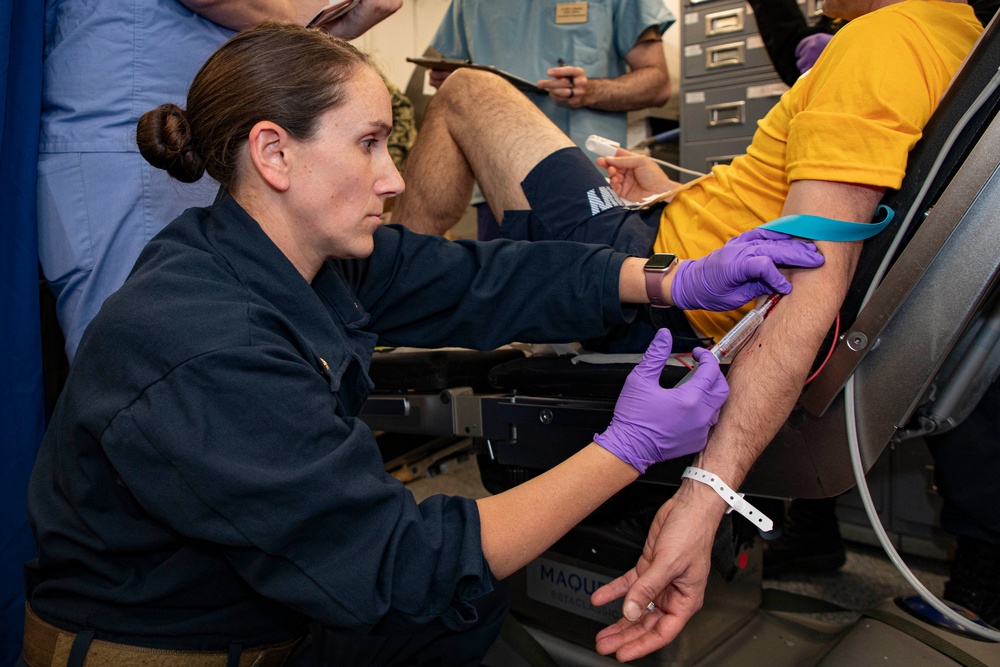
[[590, 179, 884, 662], [696, 180, 883, 485]]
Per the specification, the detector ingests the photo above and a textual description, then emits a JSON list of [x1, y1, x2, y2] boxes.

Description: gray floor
[[395, 437, 962, 665]]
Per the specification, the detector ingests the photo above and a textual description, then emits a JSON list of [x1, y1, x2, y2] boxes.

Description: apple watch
[[644, 253, 678, 308]]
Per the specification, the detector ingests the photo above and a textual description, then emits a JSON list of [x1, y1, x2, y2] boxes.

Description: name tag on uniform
[[556, 2, 588, 24]]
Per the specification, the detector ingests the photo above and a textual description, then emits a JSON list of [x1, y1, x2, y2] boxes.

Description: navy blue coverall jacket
[[25, 190, 635, 649]]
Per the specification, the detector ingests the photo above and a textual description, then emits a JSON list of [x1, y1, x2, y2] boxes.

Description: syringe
[[709, 293, 782, 362], [674, 294, 782, 385]]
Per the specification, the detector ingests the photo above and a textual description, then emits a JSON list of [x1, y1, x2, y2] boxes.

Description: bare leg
[[393, 68, 575, 235]]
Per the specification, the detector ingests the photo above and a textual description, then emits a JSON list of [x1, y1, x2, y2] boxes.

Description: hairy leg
[[393, 68, 575, 235]]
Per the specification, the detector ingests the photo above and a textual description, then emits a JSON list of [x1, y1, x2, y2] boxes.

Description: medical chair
[[364, 18, 1000, 666]]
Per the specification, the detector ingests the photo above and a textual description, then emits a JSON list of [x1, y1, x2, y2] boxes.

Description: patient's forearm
[[691, 178, 880, 488], [476, 444, 638, 579], [693, 242, 858, 487]]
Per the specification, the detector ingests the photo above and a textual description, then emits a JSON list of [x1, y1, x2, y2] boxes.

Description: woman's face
[[289, 66, 405, 261]]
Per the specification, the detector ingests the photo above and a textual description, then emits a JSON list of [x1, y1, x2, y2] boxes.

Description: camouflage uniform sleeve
[[386, 80, 417, 173]]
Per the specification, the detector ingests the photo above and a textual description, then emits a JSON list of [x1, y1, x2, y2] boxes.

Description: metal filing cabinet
[[678, 0, 803, 179], [681, 73, 788, 173]]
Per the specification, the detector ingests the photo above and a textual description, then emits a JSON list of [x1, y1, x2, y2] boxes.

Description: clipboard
[[407, 57, 546, 95]]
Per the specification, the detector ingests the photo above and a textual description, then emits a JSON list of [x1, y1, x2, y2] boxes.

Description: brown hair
[[137, 21, 377, 188]]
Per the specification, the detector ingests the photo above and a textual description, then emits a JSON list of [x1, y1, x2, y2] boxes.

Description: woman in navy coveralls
[[22, 21, 821, 667]]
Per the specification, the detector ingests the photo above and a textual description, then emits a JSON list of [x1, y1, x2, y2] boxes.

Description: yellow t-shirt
[[654, 0, 982, 341]]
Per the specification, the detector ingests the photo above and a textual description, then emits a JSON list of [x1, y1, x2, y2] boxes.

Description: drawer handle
[[706, 101, 746, 127], [705, 8, 744, 36], [705, 42, 746, 69]]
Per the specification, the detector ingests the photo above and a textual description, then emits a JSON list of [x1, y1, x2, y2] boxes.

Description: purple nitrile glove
[[795, 32, 833, 73], [670, 228, 824, 312], [594, 330, 728, 474]]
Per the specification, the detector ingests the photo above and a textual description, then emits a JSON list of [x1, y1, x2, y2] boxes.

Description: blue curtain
[[0, 0, 45, 664]]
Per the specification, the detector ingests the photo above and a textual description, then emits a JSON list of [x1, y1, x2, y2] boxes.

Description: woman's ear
[[247, 121, 291, 192]]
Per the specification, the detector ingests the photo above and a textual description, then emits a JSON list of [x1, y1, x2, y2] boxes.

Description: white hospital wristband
[[682, 466, 774, 532]]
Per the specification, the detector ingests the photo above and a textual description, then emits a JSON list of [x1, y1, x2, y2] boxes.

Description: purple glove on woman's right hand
[[594, 329, 729, 474], [670, 228, 824, 312], [795, 32, 833, 73]]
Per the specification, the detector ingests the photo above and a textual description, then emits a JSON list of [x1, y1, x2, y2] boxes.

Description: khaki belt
[[23, 604, 299, 667]]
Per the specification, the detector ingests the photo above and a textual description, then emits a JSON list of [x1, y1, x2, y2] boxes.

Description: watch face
[[645, 254, 677, 271]]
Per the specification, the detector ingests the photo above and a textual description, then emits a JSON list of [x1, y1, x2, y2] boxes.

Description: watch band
[[682, 466, 774, 532], [644, 254, 677, 308]]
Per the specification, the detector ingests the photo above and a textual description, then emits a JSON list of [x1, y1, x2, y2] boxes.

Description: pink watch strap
[[644, 257, 677, 307], [645, 269, 670, 307]]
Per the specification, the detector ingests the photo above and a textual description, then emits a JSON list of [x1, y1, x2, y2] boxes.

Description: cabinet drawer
[[681, 78, 787, 143], [679, 136, 755, 180], [682, 2, 757, 47], [683, 35, 773, 79]]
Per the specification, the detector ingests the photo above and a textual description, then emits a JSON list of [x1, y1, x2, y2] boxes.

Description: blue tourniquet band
[[759, 204, 895, 241]]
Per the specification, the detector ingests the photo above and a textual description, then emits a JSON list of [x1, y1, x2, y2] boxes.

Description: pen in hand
[[555, 58, 576, 93]]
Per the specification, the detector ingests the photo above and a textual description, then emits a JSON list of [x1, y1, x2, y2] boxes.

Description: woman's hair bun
[[136, 103, 206, 183]]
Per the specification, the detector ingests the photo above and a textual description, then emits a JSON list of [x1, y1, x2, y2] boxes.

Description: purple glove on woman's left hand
[[594, 329, 729, 474], [670, 228, 824, 312]]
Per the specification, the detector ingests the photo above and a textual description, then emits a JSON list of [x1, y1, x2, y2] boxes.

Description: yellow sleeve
[[785, 11, 954, 189]]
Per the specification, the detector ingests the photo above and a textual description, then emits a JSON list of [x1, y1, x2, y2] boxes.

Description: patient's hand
[[597, 151, 676, 202], [591, 485, 721, 661]]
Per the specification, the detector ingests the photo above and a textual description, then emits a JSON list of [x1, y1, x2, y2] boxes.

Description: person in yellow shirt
[[400, 1, 978, 344], [393, 0, 983, 660]]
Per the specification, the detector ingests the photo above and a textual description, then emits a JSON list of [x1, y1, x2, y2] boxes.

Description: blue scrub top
[[40, 0, 233, 153], [431, 0, 675, 160]]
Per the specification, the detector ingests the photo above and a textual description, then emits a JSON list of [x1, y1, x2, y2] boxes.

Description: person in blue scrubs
[[429, 0, 673, 163], [423, 0, 674, 241], [23, 21, 823, 667], [37, 0, 402, 363]]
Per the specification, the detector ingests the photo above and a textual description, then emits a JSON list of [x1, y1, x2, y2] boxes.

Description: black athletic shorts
[[499, 147, 709, 353]]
